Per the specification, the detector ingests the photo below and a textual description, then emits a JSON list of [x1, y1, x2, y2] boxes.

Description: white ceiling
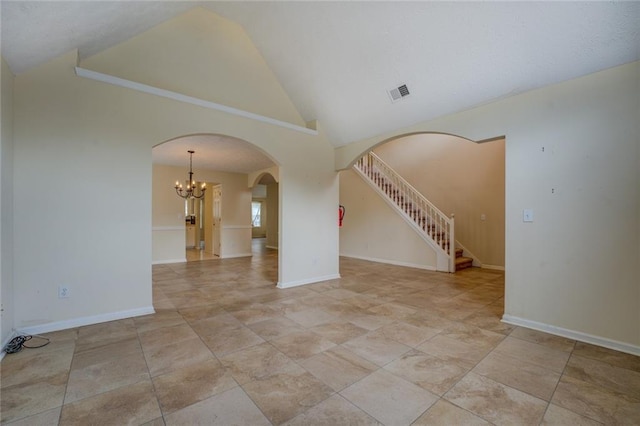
[[2, 1, 639, 168]]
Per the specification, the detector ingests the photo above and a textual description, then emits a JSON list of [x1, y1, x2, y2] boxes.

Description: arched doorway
[[339, 132, 505, 272], [151, 134, 279, 265]]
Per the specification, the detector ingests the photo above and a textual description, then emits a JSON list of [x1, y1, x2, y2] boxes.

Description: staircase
[[455, 248, 473, 271], [353, 152, 473, 272]]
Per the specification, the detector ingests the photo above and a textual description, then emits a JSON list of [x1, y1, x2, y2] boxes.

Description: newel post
[[449, 213, 456, 273]]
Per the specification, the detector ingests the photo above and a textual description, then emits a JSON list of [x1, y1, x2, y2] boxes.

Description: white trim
[[17, 307, 156, 336], [152, 258, 187, 265], [222, 225, 253, 229], [502, 314, 640, 356], [220, 252, 253, 259], [152, 226, 184, 231], [74, 67, 318, 136], [340, 254, 437, 271], [277, 274, 341, 289], [481, 264, 505, 271]]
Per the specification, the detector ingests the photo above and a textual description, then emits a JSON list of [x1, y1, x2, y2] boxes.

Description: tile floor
[[2, 243, 639, 425]]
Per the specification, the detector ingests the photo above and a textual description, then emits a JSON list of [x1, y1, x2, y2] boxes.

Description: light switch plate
[[523, 209, 534, 222]]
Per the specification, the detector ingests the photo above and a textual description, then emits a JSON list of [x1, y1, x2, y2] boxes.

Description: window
[[252, 201, 262, 227]]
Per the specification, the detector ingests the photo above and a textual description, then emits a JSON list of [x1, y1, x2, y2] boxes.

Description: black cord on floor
[[4, 335, 50, 354]]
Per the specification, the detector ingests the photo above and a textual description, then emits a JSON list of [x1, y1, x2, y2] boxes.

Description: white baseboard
[[220, 252, 253, 259], [340, 254, 437, 271], [481, 264, 505, 271], [502, 314, 640, 356], [277, 273, 341, 289], [17, 306, 156, 336], [152, 258, 187, 265]]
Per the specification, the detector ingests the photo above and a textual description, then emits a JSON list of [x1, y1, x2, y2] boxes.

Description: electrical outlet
[[58, 286, 70, 298]]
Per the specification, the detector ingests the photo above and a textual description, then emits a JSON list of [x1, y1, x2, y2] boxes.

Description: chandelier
[[175, 150, 206, 199]]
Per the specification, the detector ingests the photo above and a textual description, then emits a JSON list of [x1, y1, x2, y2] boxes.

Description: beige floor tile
[[177, 304, 226, 323], [1, 349, 74, 389], [564, 355, 640, 399], [3, 406, 62, 426], [552, 373, 640, 424], [229, 303, 282, 325], [0, 372, 68, 424], [219, 342, 294, 384], [323, 288, 361, 300], [462, 310, 515, 335], [374, 321, 440, 347], [412, 399, 490, 425], [384, 350, 468, 396], [347, 313, 395, 331], [541, 404, 603, 425], [494, 336, 570, 373], [572, 342, 640, 373], [342, 331, 412, 367], [152, 358, 237, 415], [138, 323, 198, 351], [133, 310, 186, 333], [300, 346, 377, 391], [341, 369, 438, 426], [510, 327, 576, 352], [74, 319, 138, 353], [163, 386, 270, 426], [140, 417, 166, 426], [270, 330, 336, 361], [59, 379, 161, 426], [416, 335, 492, 369], [444, 372, 548, 425], [439, 322, 506, 349], [473, 350, 562, 401], [283, 394, 381, 426], [366, 302, 417, 321], [142, 336, 214, 377], [241, 363, 334, 425], [341, 294, 384, 310], [285, 308, 338, 328], [65, 348, 149, 403], [199, 325, 265, 356], [309, 321, 369, 344], [248, 316, 306, 341]]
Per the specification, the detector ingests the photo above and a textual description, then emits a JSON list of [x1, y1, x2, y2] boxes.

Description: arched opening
[[339, 131, 505, 272], [249, 172, 279, 256], [151, 133, 280, 266]]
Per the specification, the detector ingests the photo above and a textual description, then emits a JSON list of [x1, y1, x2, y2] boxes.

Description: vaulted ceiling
[[2, 1, 639, 169]]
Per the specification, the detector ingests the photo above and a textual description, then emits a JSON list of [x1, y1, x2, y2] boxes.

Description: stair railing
[[354, 151, 455, 272]]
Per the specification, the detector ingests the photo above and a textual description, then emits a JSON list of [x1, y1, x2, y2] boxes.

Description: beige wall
[[337, 62, 640, 353], [374, 134, 505, 268], [1, 57, 15, 347], [340, 169, 438, 269], [81, 7, 305, 127], [11, 11, 338, 333], [152, 164, 253, 262]]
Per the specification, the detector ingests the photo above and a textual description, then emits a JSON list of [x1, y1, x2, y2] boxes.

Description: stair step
[[455, 248, 464, 258], [455, 256, 473, 271]]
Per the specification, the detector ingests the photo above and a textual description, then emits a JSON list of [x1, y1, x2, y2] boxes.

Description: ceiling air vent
[[388, 84, 410, 102]]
